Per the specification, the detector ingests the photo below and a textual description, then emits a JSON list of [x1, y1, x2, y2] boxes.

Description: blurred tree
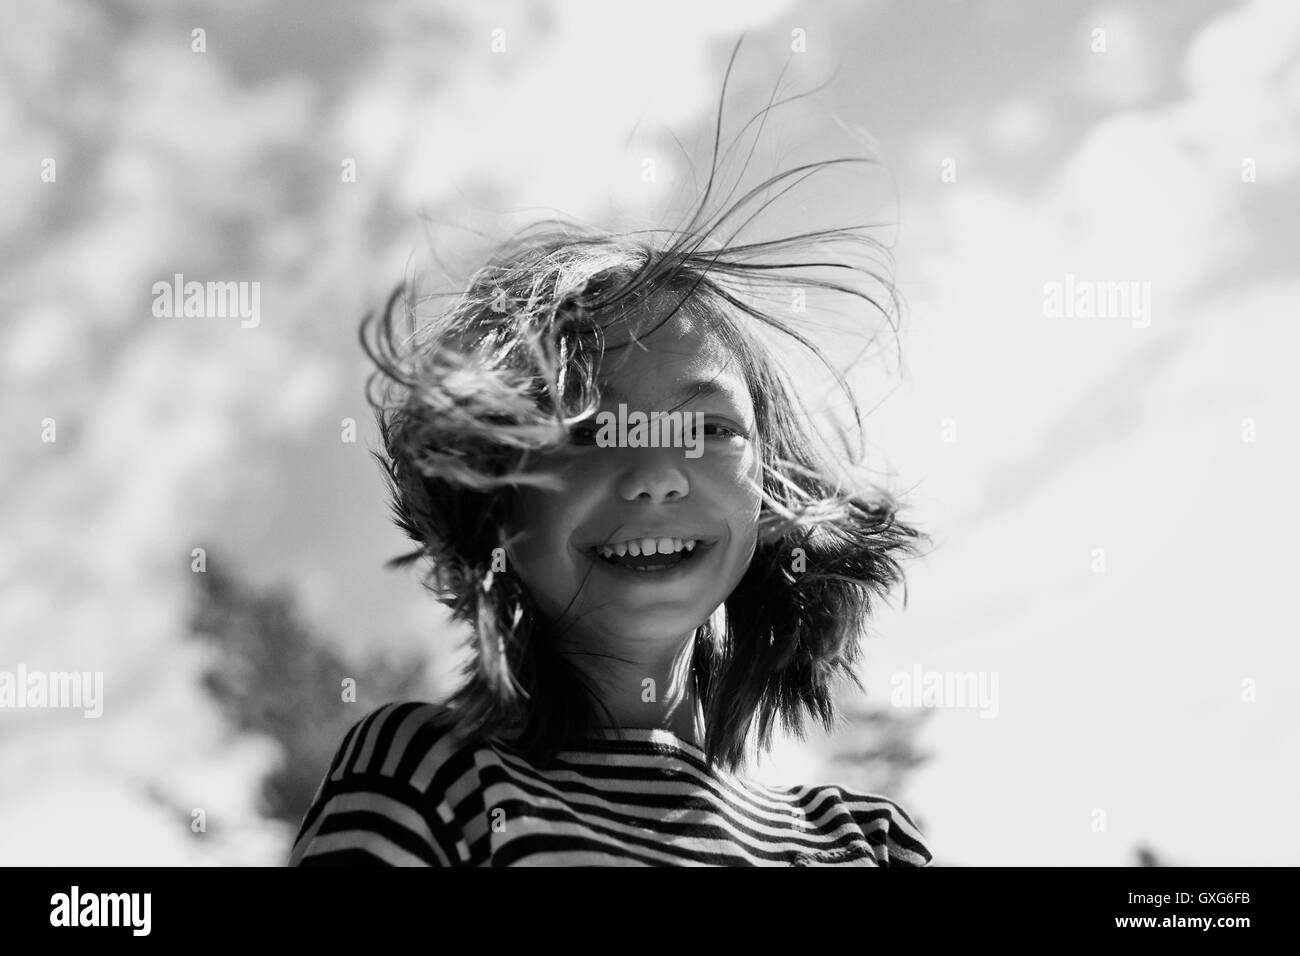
[[819, 697, 935, 859], [187, 559, 432, 830], [822, 696, 932, 799], [1134, 843, 1169, 866]]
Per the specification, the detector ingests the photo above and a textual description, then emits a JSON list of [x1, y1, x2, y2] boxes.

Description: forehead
[[594, 296, 750, 410]]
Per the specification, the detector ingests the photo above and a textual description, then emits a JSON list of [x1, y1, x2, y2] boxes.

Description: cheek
[[504, 452, 585, 544], [509, 488, 568, 561], [707, 440, 765, 525], [504, 469, 600, 593], [503, 494, 574, 619]]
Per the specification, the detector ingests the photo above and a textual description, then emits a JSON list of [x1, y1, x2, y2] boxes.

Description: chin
[[587, 610, 709, 644]]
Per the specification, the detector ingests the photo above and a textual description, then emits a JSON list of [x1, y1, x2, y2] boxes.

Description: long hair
[[360, 36, 928, 773]]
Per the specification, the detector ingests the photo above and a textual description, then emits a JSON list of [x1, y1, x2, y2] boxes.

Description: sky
[[1, 0, 1297, 865]]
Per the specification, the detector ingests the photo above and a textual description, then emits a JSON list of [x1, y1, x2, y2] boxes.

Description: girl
[[290, 46, 933, 867]]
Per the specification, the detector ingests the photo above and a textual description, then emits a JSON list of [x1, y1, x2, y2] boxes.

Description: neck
[[558, 628, 703, 747]]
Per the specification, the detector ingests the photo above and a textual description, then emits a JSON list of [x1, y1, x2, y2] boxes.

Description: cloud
[[869, 0, 1300, 864]]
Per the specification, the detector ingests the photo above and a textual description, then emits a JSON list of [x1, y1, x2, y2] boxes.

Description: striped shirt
[[289, 700, 933, 867]]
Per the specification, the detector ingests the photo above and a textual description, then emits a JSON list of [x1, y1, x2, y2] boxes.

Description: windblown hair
[[360, 38, 928, 773]]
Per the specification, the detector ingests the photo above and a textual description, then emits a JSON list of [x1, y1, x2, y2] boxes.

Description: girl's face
[[505, 301, 764, 650]]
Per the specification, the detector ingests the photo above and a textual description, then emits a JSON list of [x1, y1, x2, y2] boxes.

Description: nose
[[616, 450, 690, 503]]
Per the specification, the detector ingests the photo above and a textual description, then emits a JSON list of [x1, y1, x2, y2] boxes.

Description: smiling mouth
[[588, 539, 714, 573]]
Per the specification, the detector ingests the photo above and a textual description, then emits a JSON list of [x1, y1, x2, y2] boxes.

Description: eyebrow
[[597, 378, 740, 408]]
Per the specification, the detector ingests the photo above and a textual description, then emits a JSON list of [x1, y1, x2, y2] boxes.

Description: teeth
[[596, 537, 700, 559]]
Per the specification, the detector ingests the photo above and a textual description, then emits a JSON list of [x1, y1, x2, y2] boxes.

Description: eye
[[686, 421, 748, 442], [568, 422, 600, 445], [700, 421, 747, 440]]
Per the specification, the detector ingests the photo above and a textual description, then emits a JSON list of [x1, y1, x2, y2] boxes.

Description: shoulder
[[319, 699, 482, 788], [818, 784, 934, 867], [288, 700, 490, 867]]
